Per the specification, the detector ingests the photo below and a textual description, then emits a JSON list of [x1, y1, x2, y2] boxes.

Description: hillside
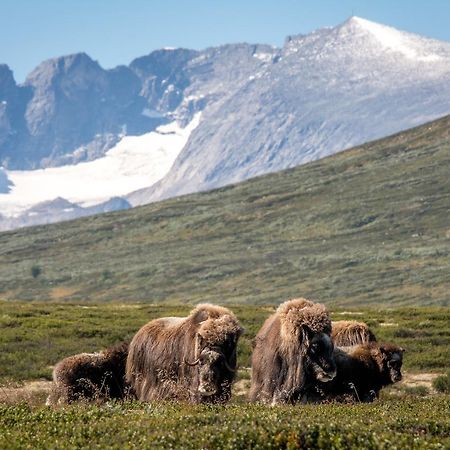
[[0, 115, 449, 306]]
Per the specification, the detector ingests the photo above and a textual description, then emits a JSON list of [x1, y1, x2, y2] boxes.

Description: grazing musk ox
[[249, 298, 337, 405], [126, 304, 243, 403], [46, 341, 129, 405], [331, 320, 377, 347], [310, 342, 405, 403]]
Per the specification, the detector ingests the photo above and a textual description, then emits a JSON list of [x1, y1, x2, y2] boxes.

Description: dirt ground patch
[[400, 372, 440, 389], [0, 380, 52, 405]]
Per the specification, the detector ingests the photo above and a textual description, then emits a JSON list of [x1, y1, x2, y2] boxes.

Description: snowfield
[[0, 114, 200, 217]]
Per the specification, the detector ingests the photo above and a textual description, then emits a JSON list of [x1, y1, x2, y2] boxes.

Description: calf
[[47, 341, 129, 405], [308, 342, 404, 403]]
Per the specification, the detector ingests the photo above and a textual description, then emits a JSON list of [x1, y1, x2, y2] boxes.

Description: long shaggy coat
[[46, 341, 129, 405], [126, 304, 243, 403], [249, 298, 334, 404], [331, 320, 377, 346]]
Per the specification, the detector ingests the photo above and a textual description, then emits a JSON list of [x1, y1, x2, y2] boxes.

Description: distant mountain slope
[[1, 114, 449, 306], [129, 17, 450, 205]]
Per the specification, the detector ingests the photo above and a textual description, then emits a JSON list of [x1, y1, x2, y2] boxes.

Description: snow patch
[[253, 52, 273, 62], [351, 17, 442, 62], [0, 114, 201, 217]]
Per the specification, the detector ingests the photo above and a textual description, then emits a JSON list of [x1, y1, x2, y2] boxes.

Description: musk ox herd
[[47, 299, 405, 406]]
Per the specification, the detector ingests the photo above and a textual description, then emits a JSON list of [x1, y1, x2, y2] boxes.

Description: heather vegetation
[[1, 398, 448, 449]]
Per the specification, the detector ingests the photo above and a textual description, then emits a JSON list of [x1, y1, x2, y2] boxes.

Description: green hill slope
[[1, 116, 449, 306]]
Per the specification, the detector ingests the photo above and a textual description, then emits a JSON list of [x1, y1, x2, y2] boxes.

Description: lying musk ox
[[46, 341, 129, 405], [331, 320, 377, 346], [126, 304, 243, 403], [249, 298, 337, 405], [310, 342, 405, 403]]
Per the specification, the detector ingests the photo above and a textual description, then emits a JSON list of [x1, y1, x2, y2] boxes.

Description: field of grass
[[0, 115, 449, 305], [1, 302, 449, 448], [1, 398, 449, 449]]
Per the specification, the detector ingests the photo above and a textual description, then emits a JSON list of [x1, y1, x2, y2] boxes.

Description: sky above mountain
[[1, 0, 450, 83]]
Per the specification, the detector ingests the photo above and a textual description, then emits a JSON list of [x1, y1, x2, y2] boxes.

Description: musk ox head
[[186, 345, 236, 397], [185, 313, 243, 399], [305, 331, 337, 382], [278, 298, 336, 382], [381, 345, 405, 383]]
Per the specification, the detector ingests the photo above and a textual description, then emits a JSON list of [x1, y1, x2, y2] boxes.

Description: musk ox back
[[249, 298, 336, 405], [331, 320, 377, 346], [312, 342, 405, 403], [126, 304, 243, 403], [46, 341, 129, 405]]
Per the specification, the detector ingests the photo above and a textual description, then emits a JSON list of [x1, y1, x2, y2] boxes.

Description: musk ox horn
[[223, 358, 237, 373], [184, 358, 200, 366]]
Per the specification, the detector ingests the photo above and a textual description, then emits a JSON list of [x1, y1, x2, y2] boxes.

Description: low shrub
[[433, 372, 450, 393]]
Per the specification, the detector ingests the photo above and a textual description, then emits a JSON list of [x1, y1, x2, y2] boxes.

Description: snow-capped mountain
[[128, 17, 450, 205], [1, 17, 450, 230]]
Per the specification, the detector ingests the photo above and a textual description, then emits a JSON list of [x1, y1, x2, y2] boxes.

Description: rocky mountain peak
[[0, 64, 16, 92]]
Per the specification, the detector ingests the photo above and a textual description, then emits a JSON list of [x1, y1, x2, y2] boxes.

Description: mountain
[[1, 17, 450, 229], [128, 17, 450, 204], [0, 196, 131, 231], [0, 114, 448, 306]]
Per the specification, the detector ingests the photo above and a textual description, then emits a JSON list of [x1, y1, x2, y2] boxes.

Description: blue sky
[[1, 0, 449, 83]]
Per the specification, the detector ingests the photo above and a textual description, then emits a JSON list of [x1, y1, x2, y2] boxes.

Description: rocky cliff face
[[0, 43, 275, 170]]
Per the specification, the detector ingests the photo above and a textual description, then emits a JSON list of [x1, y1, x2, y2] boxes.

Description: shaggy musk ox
[[249, 298, 337, 405], [46, 341, 129, 405], [126, 304, 243, 403], [331, 320, 377, 346], [310, 342, 405, 403]]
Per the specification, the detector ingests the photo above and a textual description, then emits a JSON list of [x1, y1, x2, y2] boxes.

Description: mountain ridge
[[127, 16, 450, 205]]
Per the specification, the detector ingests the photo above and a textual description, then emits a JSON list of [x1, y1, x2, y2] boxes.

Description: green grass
[[0, 302, 448, 383], [0, 115, 449, 305], [0, 398, 448, 449], [1, 303, 448, 449]]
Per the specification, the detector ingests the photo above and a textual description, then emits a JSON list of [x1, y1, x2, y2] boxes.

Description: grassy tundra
[[1, 116, 449, 447], [0, 302, 449, 448]]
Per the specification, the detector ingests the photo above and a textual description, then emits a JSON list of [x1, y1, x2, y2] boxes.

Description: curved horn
[[184, 357, 200, 366], [223, 358, 237, 373], [214, 348, 237, 373]]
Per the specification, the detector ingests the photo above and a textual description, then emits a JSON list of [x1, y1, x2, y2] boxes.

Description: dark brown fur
[[310, 342, 404, 403], [331, 320, 377, 346], [249, 298, 336, 404], [46, 341, 130, 405], [126, 304, 243, 403]]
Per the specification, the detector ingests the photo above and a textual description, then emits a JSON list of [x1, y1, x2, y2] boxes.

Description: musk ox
[[310, 342, 405, 403], [249, 298, 337, 405], [331, 320, 377, 346], [46, 341, 129, 405], [126, 304, 243, 403]]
